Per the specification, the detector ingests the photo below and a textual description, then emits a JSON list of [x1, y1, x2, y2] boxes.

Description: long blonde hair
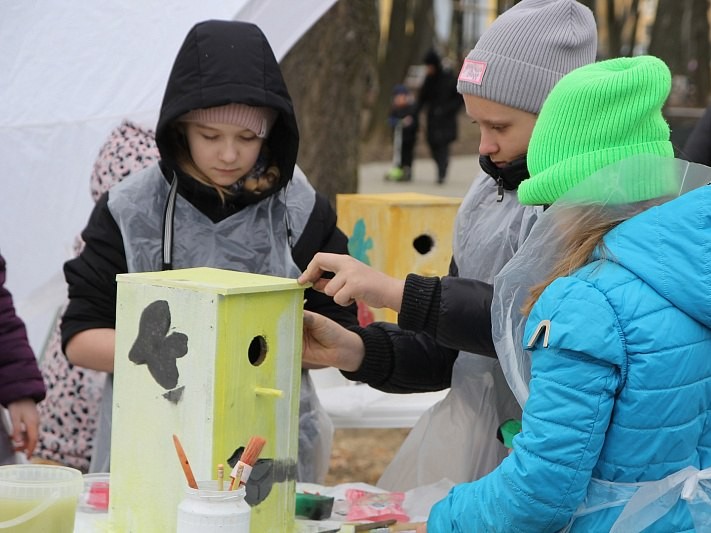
[[521, 208, 626, 316]]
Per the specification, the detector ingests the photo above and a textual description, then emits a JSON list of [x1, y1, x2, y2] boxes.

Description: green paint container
[[0, 464, 83, 532]]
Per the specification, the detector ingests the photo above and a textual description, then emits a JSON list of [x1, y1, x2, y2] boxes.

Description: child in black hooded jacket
[[61, 20, 357, 482]]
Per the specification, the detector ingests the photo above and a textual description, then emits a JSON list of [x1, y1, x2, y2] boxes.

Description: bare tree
[[689, 0, 710, 105], [650, 0, 688, 73], [365, 0, 434, 141], [280, 1, 379, 202], [649, 0, 709, 105], [594, 0, 640, 58]]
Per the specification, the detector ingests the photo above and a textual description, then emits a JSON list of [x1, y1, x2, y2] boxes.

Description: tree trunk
[[280, 0, 379, 203], [626, 0, 640, 56], [605, 0, 622, 57], [690, 0, 710, 105], [365, 0, 434, 142], [649, 0, 686, 74]]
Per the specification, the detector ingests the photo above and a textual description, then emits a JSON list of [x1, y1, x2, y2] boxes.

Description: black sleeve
[[441, 73, 464, 117], [340, 252, 496, 393], [397, 259, 496, 357], [682, 106, 711, 165], [438, 275, 495, 356], [60, 194, 127, 351], [416, 75, 435, 113], [292, 192, 358, 328], [342, 322, 457, 394]]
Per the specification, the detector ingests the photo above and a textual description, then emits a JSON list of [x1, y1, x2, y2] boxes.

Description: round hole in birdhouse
[[413, 234, 434, 255], [248, 335, 268, 366]]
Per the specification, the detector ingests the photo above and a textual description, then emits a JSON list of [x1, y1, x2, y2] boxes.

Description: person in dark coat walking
[[0, 252, 45, 464], [417, 49, 463, 184]]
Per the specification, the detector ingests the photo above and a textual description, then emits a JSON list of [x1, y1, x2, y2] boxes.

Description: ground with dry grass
[[325, 428, 411, 486]]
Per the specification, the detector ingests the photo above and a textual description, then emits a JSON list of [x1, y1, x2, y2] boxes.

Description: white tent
[[0, 0, 337, 351]]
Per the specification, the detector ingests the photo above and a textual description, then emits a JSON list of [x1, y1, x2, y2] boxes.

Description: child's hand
[[302, 311, 364, 372], [7, 398, 39, 458], [298, 253, 405, 312]]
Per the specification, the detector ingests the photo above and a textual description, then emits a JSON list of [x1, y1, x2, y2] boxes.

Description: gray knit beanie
[[457, 0, 597, 114]]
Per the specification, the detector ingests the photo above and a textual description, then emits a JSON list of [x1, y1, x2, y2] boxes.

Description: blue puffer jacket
[[428, 184, 711, 532]]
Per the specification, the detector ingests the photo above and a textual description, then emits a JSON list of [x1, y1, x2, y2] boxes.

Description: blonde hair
[[519, 196, 656, 317], [521, 195, 667, 316], [521, 218, 617, 316]]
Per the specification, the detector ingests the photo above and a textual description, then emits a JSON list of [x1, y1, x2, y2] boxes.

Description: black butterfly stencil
[[128, 300, 188, 389]]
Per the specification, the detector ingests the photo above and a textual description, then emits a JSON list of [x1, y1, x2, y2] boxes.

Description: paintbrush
[[172, 434, 198, 489], [389, 523, 426, 532], [318, 520, 403, 533], [229, 435, 266, 490], [354, 519, 397, 531], [217, 463, 224, 491]]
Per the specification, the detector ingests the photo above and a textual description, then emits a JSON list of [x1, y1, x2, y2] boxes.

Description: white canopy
[[0, 0, 337, 351]]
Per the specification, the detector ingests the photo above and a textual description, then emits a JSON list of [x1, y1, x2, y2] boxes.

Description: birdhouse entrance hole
[[412, 234, 434, 255], [248, 335, 268, 366]]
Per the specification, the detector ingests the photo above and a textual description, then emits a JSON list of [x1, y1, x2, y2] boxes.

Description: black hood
[[156, 20, 299, 189]]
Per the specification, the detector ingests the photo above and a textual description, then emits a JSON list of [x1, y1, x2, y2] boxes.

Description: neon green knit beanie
[[518, 56, 674, 205]]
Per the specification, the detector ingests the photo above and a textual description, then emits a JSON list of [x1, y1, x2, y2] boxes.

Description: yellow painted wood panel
[[337, 193, 461, 324]]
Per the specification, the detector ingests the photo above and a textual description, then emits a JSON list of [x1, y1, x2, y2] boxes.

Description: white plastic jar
[[176, 481, 251, 533]]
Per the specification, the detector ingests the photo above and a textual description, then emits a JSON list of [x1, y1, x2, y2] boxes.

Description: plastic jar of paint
[[176, 481, 251, 533], [0, 464, 83, 533]]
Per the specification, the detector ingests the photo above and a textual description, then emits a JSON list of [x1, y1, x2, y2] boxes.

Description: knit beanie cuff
[[518, 141, 675, 205], [180, 103, 278, 138], [456, 0, 597, 114], [458, 50, 563, 115]]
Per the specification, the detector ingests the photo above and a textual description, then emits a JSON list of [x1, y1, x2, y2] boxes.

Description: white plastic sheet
[[0, 0, 337, 351]]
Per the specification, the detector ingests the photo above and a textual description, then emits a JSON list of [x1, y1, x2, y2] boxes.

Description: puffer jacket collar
[[599, 185, 711, 328]]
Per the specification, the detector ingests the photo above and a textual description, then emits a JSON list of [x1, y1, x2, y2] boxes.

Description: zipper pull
[[497, 178, 504, 202]]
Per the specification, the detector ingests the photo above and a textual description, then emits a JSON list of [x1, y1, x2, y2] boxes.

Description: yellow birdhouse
[[110, 267, 303, 532], [337, 192, 462, 324]]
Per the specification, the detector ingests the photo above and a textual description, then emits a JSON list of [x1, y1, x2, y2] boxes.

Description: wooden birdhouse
[[110, 267, 304, 532], [337, 192, 462, 324]]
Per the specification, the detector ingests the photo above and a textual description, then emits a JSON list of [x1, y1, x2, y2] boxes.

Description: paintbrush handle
[[389, 523, 426, 532], [172, 434, 198, 489], [217, 463, 224, 491], [229, 461, 254, 489], [354, 519, 397, 531]]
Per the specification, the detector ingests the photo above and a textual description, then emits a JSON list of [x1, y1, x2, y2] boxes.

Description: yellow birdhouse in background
[[110, 267, 304, 532], [337, 192, 462, 324]]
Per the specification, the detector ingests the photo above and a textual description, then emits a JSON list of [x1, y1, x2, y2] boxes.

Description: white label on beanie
[[459, 60, 487, 85]]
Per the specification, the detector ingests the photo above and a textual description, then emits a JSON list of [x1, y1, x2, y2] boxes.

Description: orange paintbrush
[[173, 434, 198, 489], [229, 435, 266, 490]]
